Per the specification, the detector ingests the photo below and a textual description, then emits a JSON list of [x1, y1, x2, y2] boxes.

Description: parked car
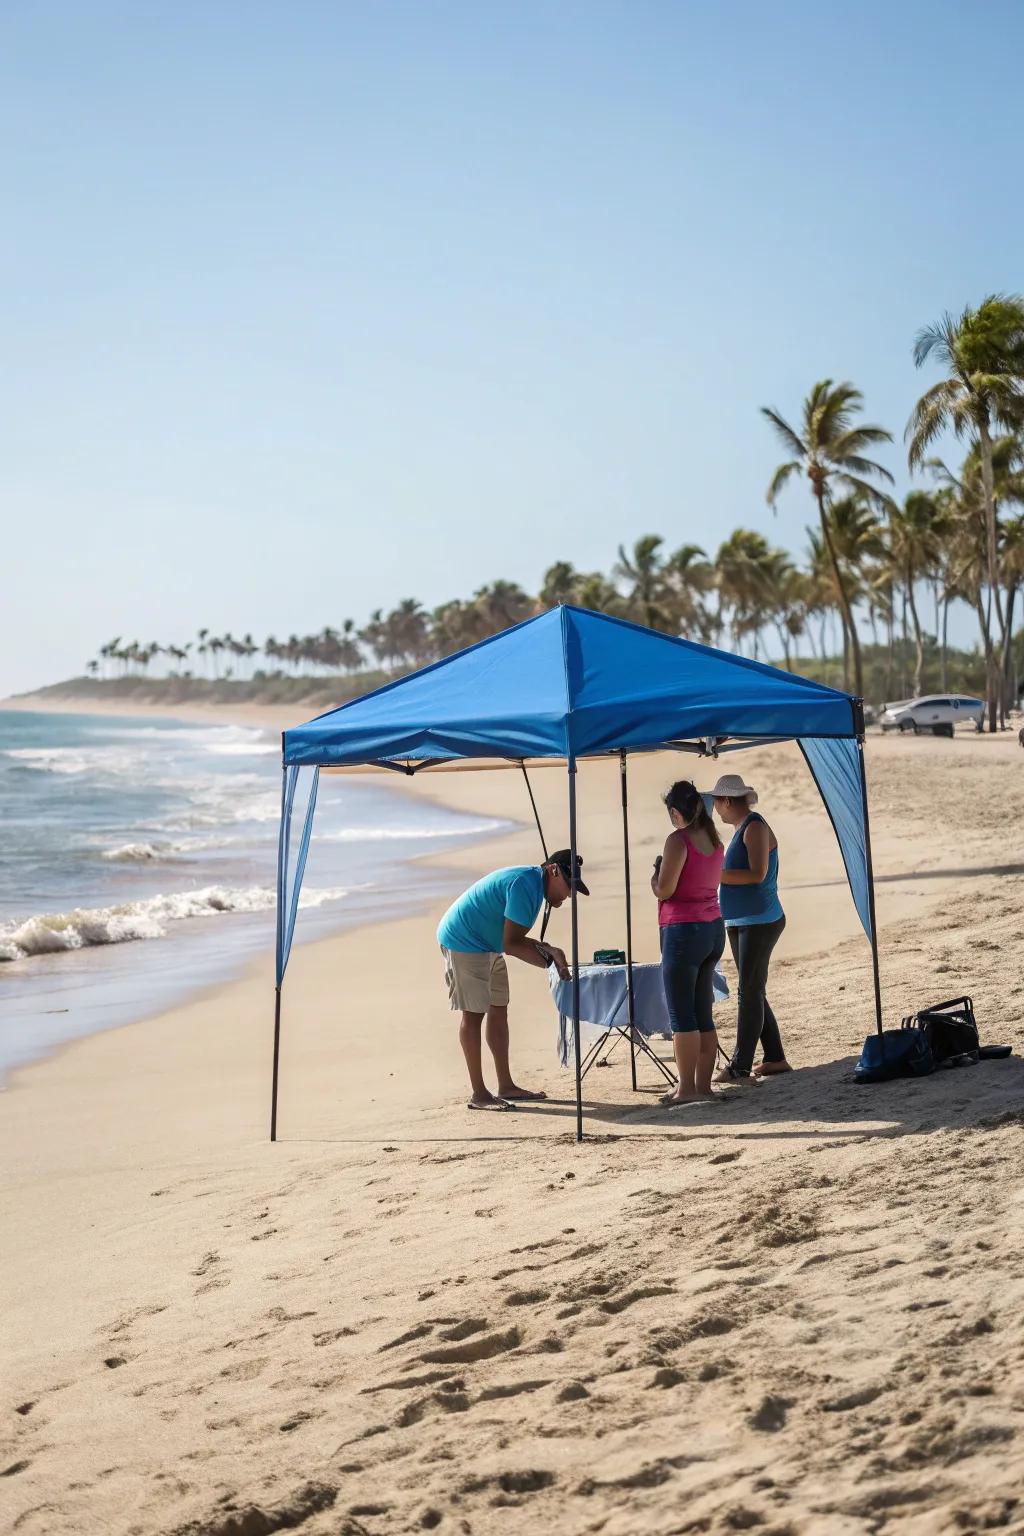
[[879, 694, 985, 737]]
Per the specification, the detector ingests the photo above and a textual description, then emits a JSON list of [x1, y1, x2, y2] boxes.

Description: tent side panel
[[797, 737, 872, 942]]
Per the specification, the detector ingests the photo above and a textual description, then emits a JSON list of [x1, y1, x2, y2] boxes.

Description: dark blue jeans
[[660, 919, 726, 1033]]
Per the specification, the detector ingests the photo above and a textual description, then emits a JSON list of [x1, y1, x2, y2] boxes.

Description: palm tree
[[1000, 514, 1024, 708], [574, 574, 626, 616], [715, 529, 775, 658], [538, 561, 580, 609], [762, 552, 807, 670], [928, 433, 1024, 721], [827, 497, 884, 689], [614, 536, 670, 630], [663, 543, 715, 641], [762, 381, 894, 696], [888, 491, 945, 697], [907, 294, 1024, 728], [388, 599, 432, 667], [472, 582, 535, 636], [432, 600, 485, 657], [338, 618, 363, 674]]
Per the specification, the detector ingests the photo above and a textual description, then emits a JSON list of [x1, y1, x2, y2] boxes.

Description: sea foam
[[0, 884, 347, 962]]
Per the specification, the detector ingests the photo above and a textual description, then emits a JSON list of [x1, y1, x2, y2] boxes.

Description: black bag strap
[[902, 996, 976, 1031]]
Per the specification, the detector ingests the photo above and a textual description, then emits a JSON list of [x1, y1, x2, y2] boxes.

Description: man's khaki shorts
[[440, 947, 510, 1013]]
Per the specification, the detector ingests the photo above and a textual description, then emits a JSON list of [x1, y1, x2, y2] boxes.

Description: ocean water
[[0, 710, 509, 1077]]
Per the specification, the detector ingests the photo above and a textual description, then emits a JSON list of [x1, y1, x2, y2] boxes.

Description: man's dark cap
[[548, 848, 590, 896]]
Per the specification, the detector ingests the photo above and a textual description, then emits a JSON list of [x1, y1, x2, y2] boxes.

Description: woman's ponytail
[[663, 779, 721, 848]]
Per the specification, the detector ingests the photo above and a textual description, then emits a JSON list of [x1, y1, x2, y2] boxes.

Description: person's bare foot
[[496, 1084, 547, 1101], [752, 1060, 793, 1077], [665, 1090, 714, 1105], [713, 1066, 757, 1086]]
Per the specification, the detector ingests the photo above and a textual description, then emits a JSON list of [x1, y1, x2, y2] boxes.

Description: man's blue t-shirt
[[437, 866, 545, 954]]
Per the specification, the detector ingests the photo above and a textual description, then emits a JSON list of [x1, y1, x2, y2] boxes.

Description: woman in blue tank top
[[708, 773, 791, 1081]]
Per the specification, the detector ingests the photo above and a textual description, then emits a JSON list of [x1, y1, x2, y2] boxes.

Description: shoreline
[[4, 723, 1019, 1103], [0, 697, 523, 1084], [0, 691, 312, 732]]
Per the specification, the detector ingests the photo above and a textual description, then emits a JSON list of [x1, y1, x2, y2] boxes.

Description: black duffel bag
[[902, 995, 980, 1068]]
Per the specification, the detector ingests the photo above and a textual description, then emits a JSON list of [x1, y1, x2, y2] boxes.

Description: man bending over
[[437, 850, 589, 1111]]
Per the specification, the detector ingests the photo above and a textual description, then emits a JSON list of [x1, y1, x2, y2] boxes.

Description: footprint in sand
[[504, 1288, 550, 1306], [436, 1318, 488, 1342], [219, 1356, 269, 1382], [419, 1325, 522, 1366]]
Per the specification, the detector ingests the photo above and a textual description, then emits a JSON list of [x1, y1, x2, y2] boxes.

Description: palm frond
[[906, 379, 963, 465], [832, 452, 895, 484], [837, 473, 898, 511], [832, 425, 893, 454], [912, 310, 963, 371], [766, 460, 801, 506], [813, 382, 864, 447], [760, 407, 806, 460]]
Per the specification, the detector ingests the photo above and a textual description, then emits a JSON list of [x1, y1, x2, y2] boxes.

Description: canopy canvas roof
[[271, 606, 883, 1143], [283, 605, 863, 769]]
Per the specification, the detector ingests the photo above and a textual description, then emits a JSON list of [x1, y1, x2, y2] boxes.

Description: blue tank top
[[720, 812, 784, 928]]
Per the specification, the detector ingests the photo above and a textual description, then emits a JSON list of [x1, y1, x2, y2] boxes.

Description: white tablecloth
[[549, 961, 729, 1066]]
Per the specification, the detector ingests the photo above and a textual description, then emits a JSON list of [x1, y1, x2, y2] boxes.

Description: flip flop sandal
[[467, 1098, 516, 1112], [501, 1091, 548, 1102]]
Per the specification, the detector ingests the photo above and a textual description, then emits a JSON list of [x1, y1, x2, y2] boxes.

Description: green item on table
[[593, 948, 626, 965]]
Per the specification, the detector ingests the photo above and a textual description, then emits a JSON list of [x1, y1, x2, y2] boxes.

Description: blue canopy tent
[[274, 605, 883, 1142]]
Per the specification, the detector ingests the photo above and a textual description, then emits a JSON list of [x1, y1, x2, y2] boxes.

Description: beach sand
[[3, 725, 1024, 1535]]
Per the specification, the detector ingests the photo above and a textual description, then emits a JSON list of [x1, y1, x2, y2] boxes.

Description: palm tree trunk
[[885, 599, 894, 701], [906, 564, 925, 697], [977, 415, 1002, 731], [1001, 584, 1018, 718], [941, 595, 949, 692], [973, 591, 995, 706], [814, 486, 863, 695]]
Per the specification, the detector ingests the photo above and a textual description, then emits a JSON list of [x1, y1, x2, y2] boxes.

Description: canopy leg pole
[[270, 986, 282, 1141], [568, 759, 583, 1143], [620, 752, 638, 1092], [857, 739, 884, 1039]]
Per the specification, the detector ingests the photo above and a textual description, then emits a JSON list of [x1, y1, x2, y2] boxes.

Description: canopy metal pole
[[620, 752, 638, 1091], [857, 738, 884, 1038], [270, 987, 282, 1141], [271, 759, 288, 1143], [568, 758, 583, 1143]]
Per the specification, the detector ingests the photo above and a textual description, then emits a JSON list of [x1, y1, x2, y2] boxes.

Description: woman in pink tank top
[[650, 780, 726, 1104]]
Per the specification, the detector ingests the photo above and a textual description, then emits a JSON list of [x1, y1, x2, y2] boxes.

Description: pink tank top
[[658, 833, 724, 926]]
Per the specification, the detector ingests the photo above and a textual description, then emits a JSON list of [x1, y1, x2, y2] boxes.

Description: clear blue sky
[[2, 0, 1022, 694]]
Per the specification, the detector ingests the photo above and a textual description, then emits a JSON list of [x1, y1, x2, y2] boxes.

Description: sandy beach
[[3, 717, 1024, 1536]]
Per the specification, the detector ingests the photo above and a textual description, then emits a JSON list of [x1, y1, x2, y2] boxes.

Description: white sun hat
[[708, 772, 758, 806]]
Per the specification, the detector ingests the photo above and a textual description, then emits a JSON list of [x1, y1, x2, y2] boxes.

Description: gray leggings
[[727, 915, 786, 1074]]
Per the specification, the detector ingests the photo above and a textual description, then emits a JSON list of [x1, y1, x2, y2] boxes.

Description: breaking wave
[[0, 884, 348, 963], [101, 841, 175, 862], [5, 747, 95, 775]]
